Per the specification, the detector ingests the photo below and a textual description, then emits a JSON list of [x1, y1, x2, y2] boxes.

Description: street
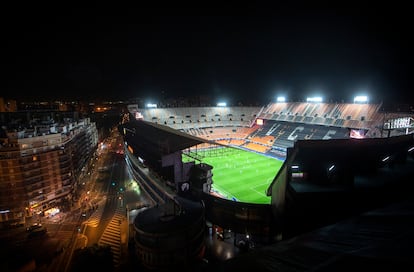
[[0, 128, 150, 272]]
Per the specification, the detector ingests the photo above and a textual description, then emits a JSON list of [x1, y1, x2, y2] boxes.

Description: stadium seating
[[258, 102, 385, 130], [130, 102, 413, 158]]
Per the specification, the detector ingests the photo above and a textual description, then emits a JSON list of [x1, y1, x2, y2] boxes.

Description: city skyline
[[2, 4, 413, 104]]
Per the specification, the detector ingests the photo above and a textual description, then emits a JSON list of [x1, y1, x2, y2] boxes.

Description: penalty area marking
[[250, 181, 272, 197]]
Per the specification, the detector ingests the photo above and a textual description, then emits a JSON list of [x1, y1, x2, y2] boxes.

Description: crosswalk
[[98, 206, 125, 269], [84, 200, 106, 227]]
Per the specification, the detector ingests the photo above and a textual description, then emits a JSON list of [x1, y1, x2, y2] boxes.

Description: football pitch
[[183, 147, 284, 204]]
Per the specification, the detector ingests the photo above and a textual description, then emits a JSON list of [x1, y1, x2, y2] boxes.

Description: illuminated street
[[0, 127, 151, 271]]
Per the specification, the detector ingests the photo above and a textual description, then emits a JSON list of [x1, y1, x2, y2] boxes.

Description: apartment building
[[0, 116, 98, 228]]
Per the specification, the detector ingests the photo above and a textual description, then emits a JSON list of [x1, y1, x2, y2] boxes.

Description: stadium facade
[[119, 101, 414, 269]]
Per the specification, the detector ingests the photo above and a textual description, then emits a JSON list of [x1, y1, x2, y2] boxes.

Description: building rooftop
[[217, 198, 414, 271]]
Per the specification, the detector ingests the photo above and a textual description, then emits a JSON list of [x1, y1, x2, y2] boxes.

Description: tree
[[70, 243, 114, 272]]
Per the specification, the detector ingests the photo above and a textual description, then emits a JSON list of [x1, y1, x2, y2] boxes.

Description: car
[[27, 226, 47, 238], [26, 223, 42, 232]]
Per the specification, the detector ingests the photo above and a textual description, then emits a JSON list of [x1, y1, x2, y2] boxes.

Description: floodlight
[[306, 97, 323, 103], [277, 96, 286, 102], [354, 95, 368, 103], [217, 102, 227, 107], [146, 103, 157, 108]]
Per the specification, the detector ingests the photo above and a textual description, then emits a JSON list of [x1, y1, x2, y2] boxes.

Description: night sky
[[2, 3, 413, 104]]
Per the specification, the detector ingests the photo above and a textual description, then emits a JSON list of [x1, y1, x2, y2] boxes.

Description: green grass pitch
[[183, 147, 284, 204]]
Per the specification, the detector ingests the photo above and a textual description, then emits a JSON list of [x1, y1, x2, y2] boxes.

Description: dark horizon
[[2, 4, 413, 104]]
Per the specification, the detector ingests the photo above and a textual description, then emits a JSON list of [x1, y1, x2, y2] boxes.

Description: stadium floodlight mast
[[306, 96, 323, 103], [353, 95, 369, 103]]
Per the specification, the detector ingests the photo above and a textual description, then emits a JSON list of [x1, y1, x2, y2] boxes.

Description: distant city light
[[276, 96, 286, 102], [354, 95, 368, 103], [306, 96, 323, 103], [217, 102, 227, 107], [146, 103, 157, 108]]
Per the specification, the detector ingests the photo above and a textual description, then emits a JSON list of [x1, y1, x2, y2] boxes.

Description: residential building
[[0, 115, 98, 228]]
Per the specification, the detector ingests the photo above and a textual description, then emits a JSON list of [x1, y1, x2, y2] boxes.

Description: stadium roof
[[120, 119, 213, 157]]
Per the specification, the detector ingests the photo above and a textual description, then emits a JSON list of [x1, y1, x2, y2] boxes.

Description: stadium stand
[[259, 102, 384, 130], [140, 107, 261, 129], [128, 102, 414, 159]]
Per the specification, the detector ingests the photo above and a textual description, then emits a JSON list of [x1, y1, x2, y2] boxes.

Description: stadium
[[118, 97, 414, 269]]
